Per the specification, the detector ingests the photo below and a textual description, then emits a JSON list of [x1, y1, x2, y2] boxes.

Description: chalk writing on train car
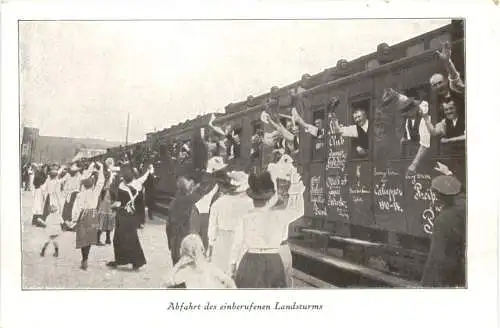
[[422, 206, 436, 235], [374, 183, 404, 213], [405, 173, 436, 234], [326, 175, 349, 218], [373, 168, 400, 177], [326, 149, 347, 171], [310, 176, 327, 216]]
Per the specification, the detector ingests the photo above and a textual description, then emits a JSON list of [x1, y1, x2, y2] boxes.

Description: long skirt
[[62, 192, 78, 222], [97, 212, 115, 231], [135, 191, 146, 226], [278, 244, 293, 288], [189, 210, 209, 249], [235, 252, 286, 288], [211, 229, 235, 275], [44, 211, 63, 237], [75, 209, 99, 249], [32, 188, 45, 216], [167, 222, 190, 266], [113, 209, 146, 267]]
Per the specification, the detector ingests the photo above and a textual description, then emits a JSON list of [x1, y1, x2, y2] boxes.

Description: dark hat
[[246, 171, 276, 201], [431, 175, 462, 196], [381, 88, 418, 117]]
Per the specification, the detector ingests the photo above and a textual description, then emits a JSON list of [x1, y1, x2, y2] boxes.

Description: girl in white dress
[[39, 165, 65, 257]]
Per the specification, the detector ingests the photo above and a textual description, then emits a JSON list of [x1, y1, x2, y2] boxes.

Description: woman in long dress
[[39, 165, 65, 257], [167, 175, 198, 265], [70, 162, 105, 270], [31, 164, 48, 227], [207, 171, 253, 275], [164, 234, 236, 289], [106, 165, 152, 271]]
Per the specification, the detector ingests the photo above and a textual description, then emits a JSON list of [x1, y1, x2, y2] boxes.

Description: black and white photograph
[[1, 2, 499, 328], [16, 17, 469, 289]]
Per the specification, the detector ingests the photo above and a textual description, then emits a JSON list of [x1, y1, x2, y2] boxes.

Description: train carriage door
[[372, 70, 408, 234], [323, 89, 352, 235], [346, 94, 376, 232]]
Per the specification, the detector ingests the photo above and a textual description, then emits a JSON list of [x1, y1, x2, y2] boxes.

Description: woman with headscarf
[[39, 164, 65, 258], [96, 158, 119, 245], [164, 234, 236, 289], [206, 170, 253, 275], [106, 164, 152, 271], [70, 162, 105, 270]]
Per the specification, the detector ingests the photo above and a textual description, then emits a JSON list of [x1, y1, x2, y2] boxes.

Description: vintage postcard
[[1, 2, 499, 328]]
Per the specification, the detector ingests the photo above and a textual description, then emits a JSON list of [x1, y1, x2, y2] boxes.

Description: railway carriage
[[84, 21, 465, 286]]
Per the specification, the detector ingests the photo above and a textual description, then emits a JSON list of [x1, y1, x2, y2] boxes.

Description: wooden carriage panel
[[324, 97, 350, 223], [305, 162, 327, 218], [372, 161, 407, 233], [346, 160, 375, 227], [402, 159, 439, 238], [372, 70, 405, 161]]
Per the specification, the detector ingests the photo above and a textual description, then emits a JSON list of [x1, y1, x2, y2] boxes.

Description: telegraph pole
[[125, 112, 130, 145]]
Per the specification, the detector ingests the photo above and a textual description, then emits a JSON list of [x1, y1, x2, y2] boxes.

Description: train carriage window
[[250, 120, 263, 161], [311, 109, 326, 161], [348, 98, 371, 160], [400, 85, 432, 160], [227, 125, 242, 160]]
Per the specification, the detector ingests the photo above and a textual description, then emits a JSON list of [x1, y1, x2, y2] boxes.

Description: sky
[[20, 19, 450, 144]]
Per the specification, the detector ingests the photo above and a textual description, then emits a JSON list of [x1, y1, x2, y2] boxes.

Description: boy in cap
[[421, 174, 466, 287]]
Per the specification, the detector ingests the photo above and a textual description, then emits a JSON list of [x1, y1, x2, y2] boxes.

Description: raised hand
[[434, 161, 452, 175], [436, 41, 452, 62]]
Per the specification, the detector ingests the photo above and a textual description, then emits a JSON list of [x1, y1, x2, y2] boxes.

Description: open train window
[[400, 85, 432, 160], [252, 120, 262, 134], [227, 125, 242, 159], [311, 109, 326, 161], [348, 98, 371, 160]]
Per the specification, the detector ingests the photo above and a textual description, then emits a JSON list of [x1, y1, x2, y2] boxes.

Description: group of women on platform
[[164, 150, 305, 289], [33, 158, 155, 272]]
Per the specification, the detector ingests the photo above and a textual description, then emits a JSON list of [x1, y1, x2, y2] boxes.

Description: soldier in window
[[429, 41, 465, 111], [382, 89, 431, 173], [207, 114, 240, 160], [330, 108, 369, 158], [313, 118, 325, 151], [422, 99, 465, 144], [260, 111, 299, 157]]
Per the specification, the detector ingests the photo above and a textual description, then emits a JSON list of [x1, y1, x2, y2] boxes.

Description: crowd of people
[[24, 42, 466, 288]]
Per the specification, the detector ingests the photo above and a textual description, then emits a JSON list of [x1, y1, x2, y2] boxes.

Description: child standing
[[70, 162, 105, 270], [97, 158, 119, 245], [39, 165, 64, 257]]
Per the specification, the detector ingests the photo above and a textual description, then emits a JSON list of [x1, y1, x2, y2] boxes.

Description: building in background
[[21, 126, 121, 164]]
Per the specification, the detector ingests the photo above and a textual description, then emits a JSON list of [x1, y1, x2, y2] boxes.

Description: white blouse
[[71, 168, 105, 221], [230, 178, 305, 265], [207, 193, 254, 247]]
